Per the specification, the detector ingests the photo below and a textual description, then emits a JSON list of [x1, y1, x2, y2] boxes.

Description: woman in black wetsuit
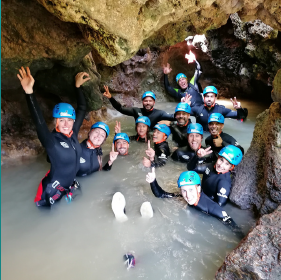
[[188, 145, 243, 207], [17, 67, 89, 207], [146, 168, 244, 238], [115, 116, 151, 143], [77, 122, 119, 177]]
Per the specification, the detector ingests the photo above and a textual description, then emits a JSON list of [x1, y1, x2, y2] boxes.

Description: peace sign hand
[[146, 167, 156, 183], [181, 93, 192, 105], [197, 146, 213, 158], [108, 143, 118, 166], [115, 121, 121, 133], [163, 63, 172, 74], [103, 85, 112, 99], [17, 67, 34, 94], [230, 97, 241, 109]]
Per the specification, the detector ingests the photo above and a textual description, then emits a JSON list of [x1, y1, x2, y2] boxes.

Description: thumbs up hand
[[146, 167, 156, 183]]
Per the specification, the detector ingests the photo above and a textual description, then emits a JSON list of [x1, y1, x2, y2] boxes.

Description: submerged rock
[[216, 205, 281, 280]]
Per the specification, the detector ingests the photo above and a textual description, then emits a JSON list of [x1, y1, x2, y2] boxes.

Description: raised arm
[[189, 60, 202, 89], [187, 148, 213, 172], [18, 67, 53, 148], [73, 72, 89, 134]]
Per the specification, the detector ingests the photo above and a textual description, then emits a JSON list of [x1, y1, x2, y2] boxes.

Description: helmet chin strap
[[56, 119, 73, 138], [155, 135, 166, 144], [215, 164, 234, 174], [87, 139, 100, 149]]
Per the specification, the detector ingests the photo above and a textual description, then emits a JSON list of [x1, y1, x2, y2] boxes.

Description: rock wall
[[230, 70, 281, 216], [215, 205, 281, 280]]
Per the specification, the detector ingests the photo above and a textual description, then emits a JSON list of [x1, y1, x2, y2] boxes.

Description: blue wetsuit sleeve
[[190, 106, 199, 115], [150, 179, 180, 198], [222, 107, 248, 120], [73, 87, 87, 135], [26, 94, 54, 148], [109, 97, 136, 116], [216, 179, 231, 207], [164, 74, 182, 101]]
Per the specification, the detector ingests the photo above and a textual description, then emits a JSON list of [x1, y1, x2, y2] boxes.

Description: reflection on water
[[1, 99, 269, 280]]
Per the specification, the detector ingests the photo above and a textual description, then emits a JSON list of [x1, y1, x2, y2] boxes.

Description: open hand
[[115, 121, 121, 133], [230, 97, 241, 109], [108, 143, 119, 166], [181, 93, 192, 105], [163, 63, 172, 74], [75, 72, 91, 88], [197, 146, 213, 158], [146, 167, 156, 183], [185, 50, 196, 64], [17, 67, 34, 94], [103, 85, 112, 99]]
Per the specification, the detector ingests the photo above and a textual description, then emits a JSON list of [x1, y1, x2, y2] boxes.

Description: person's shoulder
[[215, 103, 225, 108], [205, 135, 212, 142]]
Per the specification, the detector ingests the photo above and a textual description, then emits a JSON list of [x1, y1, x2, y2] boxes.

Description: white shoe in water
[[111, 192, 128, 222], [140, 202, 153, 218]]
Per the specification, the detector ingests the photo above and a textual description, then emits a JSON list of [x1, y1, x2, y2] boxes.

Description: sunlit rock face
[[272, 69, 281, 103], [215, 205, 281, 280], [36, 0, 281, 66], [230, 70, 281, 216]]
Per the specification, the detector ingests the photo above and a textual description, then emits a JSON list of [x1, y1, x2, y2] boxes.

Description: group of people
[[17, 57, 247, 237]]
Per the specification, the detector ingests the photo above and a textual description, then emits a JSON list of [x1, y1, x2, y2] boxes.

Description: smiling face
[[178, 78, 188, 90], [187, 133, 203, 151], [175, 111, 190, 126], [204, 93, 216, 107], [142, 97, 155, 111], [153, 129, 167, 143], [181, 184, 201, 205], [208, 122, 224, 136], [115, 139, 129, 155], [215, 156, 233, 173], [136, 123, 148, 138], [89, 128, 107, 146], [57, 118, 74, 135]]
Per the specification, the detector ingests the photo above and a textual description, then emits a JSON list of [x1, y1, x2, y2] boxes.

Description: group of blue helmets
[[53, 85, 242, 188]]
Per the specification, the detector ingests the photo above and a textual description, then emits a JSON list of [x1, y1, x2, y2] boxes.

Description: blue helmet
[[113, 133, 130, 144], [187, 123, 203, 135], [136, 116, 151, 127], [53, 103, 76, 120], [177, 171, 201, 188], [142, 91, 156, 100], [175, 102, 191, 114], [153, 124, 171, 138], [218, 145, 243, 166], [203, 86, 218, 95], [91, 122, 110, 137], [208, 113, 225, 124], [176, 73, 187, 83]]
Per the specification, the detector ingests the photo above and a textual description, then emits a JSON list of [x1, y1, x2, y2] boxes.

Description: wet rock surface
[[215, 205, 281, 280], [272, 69, 281, 103], [230, 101, 281, 216]]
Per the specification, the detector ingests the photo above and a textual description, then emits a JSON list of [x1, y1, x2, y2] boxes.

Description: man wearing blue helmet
[[169, 102, 192, 147], [145, 168, 244, 238], [77, 122, 119, 177], [205, 113, 244, 162], [143, 124, 171, 168], [17, 67, 89, 207], [188, 145, 243, 207], [103, 86, 175, 128], [162, 58, 204, 106], [189, 86, 248, 131], [114, 133, 130, 156], [171, 123, 212, 164]]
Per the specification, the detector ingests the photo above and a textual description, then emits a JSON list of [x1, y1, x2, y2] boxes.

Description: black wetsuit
[[164, 60, 204, 107], [26, 88, 86, 206], [129, 134, 148, 142], [205, 131, 244, 161], [108, 98, 175, 128], [151, 141, 171, 168], [188, 155, 232, 207], [169, 120, 191, 147], [76, 139, 112, 177], [150, 179, 244, 238], [190, 104, 248, 131]]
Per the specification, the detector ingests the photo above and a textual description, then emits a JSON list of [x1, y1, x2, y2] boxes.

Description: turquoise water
[[1, 99, 269, 280]]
